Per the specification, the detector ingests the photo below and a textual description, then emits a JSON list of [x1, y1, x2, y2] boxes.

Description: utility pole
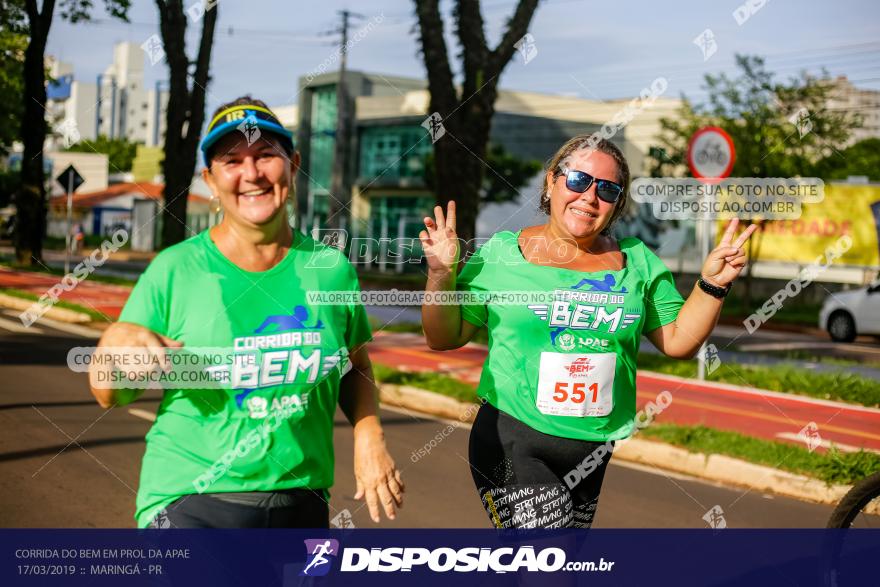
[[326, 10, 363, 231]]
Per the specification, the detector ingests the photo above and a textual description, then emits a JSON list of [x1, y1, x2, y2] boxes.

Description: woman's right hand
[[98, 322, 183, 364], [419, 201, 460, 273], [89, 322, 183, 407]]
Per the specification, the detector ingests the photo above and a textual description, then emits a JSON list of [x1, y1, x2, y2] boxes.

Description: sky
[[45, 0, 880, 120]]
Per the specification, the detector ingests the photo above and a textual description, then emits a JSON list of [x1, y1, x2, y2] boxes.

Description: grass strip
[[639, 423, 880, 486], [0, 258, 138, 286], [0, 287, 111, 322], [372, 363, 478, 404]]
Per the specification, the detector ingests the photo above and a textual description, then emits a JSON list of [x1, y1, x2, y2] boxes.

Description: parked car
[[819, 281, 880, 342]]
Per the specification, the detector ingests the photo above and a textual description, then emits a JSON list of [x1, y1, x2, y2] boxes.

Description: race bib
[[536, 352, 616, 417]]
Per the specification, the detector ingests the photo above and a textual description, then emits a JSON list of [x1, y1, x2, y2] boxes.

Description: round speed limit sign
[[687, 126, 735, 180]]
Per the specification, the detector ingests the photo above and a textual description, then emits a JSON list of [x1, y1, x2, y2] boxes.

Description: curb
[[380, 383, 877, 512], [611, 437, 866, 509], [0, 292, 92, 324], [379, 384, 480, 423]]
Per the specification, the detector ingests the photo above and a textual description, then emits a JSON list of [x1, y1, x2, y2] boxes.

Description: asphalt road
[[0, 315, 838, 529]]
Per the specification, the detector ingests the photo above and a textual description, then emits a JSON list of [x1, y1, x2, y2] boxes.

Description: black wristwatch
[[697, 277, 731, 299]]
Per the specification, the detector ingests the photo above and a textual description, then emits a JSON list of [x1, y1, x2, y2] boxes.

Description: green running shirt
[[456, 230, 684, 442], [117, 230, 371, 528]]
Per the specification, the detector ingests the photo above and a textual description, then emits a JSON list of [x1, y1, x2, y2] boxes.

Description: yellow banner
[[719, 183, 880, 267]]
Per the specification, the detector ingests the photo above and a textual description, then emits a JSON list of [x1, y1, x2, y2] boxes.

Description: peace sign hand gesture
[[419, 201, 460, 273], [701, 218, 759, 288]]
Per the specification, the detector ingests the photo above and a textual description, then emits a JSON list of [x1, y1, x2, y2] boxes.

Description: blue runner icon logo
[[301, 539, 339, 576]]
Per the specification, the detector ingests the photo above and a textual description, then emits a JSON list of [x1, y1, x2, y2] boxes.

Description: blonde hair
[[538, 135, 630, 236]]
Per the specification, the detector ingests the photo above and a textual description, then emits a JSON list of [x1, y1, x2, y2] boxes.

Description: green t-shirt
[[457, 230, 684, 442], [117, 229, 371, 528]]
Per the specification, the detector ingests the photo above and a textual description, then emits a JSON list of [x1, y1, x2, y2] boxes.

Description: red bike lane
[[0, 267, 129, 320]]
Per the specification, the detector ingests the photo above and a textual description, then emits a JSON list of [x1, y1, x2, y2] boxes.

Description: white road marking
[[714, 324, 880, 354], [1, 308, 102, 338], [737, 342, 836, 351], [607, 458, 733, 485], [380, 403, 472, 429], [0, 315, 44, 334], [774, 432, 877, 454], [128, 408, 157, 422], [28, 316, 102, 338]]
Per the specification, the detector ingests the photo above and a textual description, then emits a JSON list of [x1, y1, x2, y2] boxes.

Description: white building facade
[[46, 42, 169, 152]]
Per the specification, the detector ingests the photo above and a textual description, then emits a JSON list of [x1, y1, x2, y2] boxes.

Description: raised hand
[[419, 201, 460, 273], [701, 218, 759, 288]]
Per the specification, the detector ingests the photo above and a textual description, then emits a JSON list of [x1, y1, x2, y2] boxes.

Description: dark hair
[[538, 135, 630, 236], [205, 95, 291, 162]]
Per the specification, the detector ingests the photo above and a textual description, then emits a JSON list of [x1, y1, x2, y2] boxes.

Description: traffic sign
[[686, 126, 735, 382], [687, 126, 735, 180], [56, 164, 86, 275], [56, 164, 85, 193]]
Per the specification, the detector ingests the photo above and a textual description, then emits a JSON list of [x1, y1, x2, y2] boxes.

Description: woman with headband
[[89, 96, 403, 529]]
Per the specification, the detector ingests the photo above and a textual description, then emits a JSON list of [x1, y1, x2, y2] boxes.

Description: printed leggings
[[468, 402, 613, 529]]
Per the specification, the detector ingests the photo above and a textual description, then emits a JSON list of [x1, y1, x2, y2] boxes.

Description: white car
[[819, 281, 880, 342]]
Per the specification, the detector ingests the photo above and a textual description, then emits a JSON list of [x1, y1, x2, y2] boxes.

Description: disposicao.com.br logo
[[297, 539, 613, 575], [340, 545, 565, 573]]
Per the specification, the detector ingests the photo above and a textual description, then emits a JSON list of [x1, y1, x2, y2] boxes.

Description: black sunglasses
[[559, 167, 624, 203]]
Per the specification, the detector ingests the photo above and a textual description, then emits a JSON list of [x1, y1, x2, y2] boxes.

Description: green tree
[[66, 135, 139, 172], [648, 55, 861, 310], [413, 0, 541, 246], [153, 0, 218, 248], [0, 3, 26, 211], [0, 2, 26, 153], [815, 138, 880, 182], [650, 55, 859, 178], [15, 0, 130, 266], [423, 142, 541, 204]]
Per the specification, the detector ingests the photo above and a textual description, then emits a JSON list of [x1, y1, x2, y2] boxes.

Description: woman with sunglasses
[[421, 135, 756, 529]]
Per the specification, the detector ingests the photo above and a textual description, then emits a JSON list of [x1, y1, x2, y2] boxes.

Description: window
[[308, 86, 338, 190], [359, 125, 432, 182]]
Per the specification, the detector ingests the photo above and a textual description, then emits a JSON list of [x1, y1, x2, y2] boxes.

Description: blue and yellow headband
[[200, 104, 295, 166]]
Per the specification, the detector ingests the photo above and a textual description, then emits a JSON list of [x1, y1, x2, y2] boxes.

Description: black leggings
[[147, 488, 330, 529], [468, 402, 613, 529]]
